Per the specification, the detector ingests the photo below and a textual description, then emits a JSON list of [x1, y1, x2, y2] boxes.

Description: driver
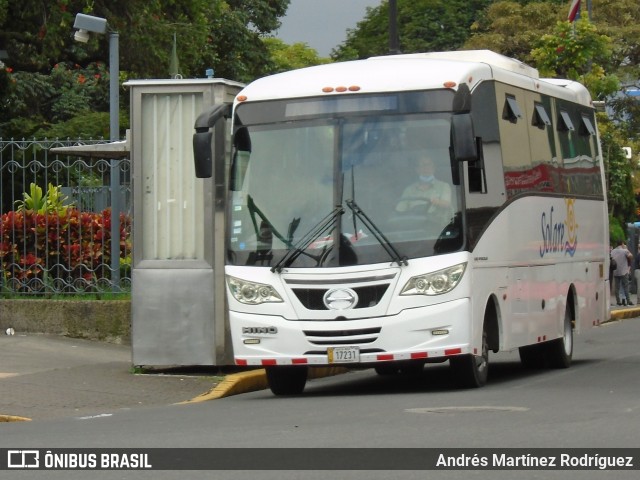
[[395, 155, 453, 222]]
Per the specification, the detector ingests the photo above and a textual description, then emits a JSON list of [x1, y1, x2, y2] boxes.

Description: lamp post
[[73, 13, 121, 291], [389, 0, 400, 55]]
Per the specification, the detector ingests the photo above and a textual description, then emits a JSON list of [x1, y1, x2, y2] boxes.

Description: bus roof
[[237, 50, 592, 107], [379, 50, 540, 79]]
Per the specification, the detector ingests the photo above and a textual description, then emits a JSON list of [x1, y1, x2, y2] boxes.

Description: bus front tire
[[374, 361, 424, 376], [265, 366, 308, 396], [374, 364, 399, 375], [450, 326, 489, 388]]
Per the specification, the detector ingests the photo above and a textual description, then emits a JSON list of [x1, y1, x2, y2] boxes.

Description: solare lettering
[[540, 206, 565, 257]]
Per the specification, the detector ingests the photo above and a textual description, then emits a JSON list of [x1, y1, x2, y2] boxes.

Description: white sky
[[275, 0, 383, 57]]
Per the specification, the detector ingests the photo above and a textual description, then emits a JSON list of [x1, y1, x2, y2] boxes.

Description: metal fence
[[0, 138, 131, 296]]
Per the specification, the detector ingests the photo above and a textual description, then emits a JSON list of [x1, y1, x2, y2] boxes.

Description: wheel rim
[[476, 331, 489, 374], [563, 312, 573, 356]]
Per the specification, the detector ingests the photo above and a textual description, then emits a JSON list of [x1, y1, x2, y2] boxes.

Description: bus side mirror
[[193, 131, 213, 178], [193, 103, 231, 179], [451, 113, 478, 163]]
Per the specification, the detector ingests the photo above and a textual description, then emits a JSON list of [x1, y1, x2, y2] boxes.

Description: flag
[[567, 0, 581, 22]]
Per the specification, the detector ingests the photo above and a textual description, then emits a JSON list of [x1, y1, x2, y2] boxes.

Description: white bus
[[193, 50, 610, 395]]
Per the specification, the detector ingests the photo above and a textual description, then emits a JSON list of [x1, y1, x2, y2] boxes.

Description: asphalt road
[[1, 317, 639, 480]]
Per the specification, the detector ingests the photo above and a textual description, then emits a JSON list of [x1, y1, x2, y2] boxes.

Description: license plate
[[327, 346, 360, 364]]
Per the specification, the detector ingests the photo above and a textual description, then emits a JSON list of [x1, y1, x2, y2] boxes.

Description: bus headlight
[[400, 263, 467, 296], [226, 276, 283, 305]]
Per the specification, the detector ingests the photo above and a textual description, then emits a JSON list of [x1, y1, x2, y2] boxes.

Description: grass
[[0, 291, 131, 301]]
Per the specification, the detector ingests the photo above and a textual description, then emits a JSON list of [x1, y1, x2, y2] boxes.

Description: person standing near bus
[[611, 239, 634, 306], [609, 244, 617, 298], [634, 246, 640, 302]]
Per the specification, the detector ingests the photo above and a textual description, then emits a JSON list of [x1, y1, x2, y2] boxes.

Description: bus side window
[[503, 95, 523, 123], [532, 103, 552, 129]]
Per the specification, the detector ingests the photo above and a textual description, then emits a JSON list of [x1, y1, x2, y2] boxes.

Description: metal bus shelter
[[126, 78, 242, 366]]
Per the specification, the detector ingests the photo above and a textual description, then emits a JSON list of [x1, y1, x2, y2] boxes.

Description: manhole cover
[[406, 406, 529, 414]]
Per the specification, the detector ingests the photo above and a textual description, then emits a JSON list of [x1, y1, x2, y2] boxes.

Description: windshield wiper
[[247, 195, 291, 247], [271, 205, 345, 273], [345, 199, 408, 267]]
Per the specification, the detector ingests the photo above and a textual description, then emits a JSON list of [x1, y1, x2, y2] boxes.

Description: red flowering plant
[[1, 185, 132, 294]]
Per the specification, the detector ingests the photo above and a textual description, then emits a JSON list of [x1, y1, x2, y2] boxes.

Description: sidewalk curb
[[608, 307, 640, 322], [181, 367, 349, 403], [0, 415, 31, 422]]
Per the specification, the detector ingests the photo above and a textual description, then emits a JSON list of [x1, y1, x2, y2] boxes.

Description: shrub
[[609, 215, 626, 245], [0, 207, 131, 293], [14, 182, 73, 215]]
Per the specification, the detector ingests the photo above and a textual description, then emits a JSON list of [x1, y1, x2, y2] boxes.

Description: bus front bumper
[[230, 298, 477, 367]]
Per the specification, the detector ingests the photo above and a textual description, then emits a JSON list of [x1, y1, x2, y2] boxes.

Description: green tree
[[531, 18, 619, 99], [591, 0, 640, 200], [0, 0, 289, 80], [332, 0, 491, 61], [0, 62, 118, 138], [589, 0, 640, 82], [599, 114, 636, 222], [201, 0, 290, 82], [0, 0, 290, 138], [466, 1, 640, 82], [607, 88, 640, 222], [263, 38, 331, 74], [464, 1, 563, 63]]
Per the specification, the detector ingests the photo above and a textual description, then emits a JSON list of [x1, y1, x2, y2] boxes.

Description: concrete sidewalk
[[1, 305, 636, 422], [0, 334, 221, 422]]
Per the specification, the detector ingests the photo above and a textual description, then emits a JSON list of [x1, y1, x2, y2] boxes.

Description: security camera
[[73, 13, 108, 34], [74, 29, 90, 43]]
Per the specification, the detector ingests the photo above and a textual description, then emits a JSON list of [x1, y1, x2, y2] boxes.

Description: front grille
[[303, 327, 381, 346], [303, 327, 381, 337], [292, 284, 390, 310], [292, 289, 326, 310]]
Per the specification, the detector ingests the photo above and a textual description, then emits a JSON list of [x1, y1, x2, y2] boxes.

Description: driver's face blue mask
[[419, 175, 434, 183]]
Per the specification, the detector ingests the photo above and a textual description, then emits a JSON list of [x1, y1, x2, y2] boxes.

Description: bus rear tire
[[450, 325, 489, 388], [265, 366, 308, 396], [547, 306, 573, 369], [519, 344, 546, 369]]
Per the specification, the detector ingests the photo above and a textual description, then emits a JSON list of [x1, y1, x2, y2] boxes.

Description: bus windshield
[[228, 92, 463, 268]]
